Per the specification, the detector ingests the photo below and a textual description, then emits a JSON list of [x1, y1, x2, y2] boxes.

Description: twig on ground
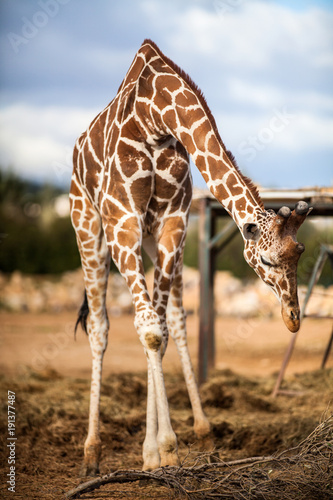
[[65, 415, 333, 500]]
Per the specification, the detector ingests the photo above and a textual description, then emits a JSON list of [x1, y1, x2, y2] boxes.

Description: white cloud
[[226, 77, 333, 116], [216, 109, 333, 154], [285, 113, 333, 151], [166, 1, 333, 71], [1, 0, 332, 189], [227, 78, 284, 109], [0, 104, 98, 184]]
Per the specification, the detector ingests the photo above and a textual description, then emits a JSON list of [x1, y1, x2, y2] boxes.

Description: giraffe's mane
[[142, 39, 264, 211]]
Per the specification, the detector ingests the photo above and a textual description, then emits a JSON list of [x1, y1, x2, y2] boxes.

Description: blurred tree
[[0, 169, 80, 274], [183, 217, 333, 286], [0, 169, 332, 284]]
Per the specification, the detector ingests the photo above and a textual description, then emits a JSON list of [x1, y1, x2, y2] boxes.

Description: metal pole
[[321, 326, 333, 369], [198, 198, 213, 385], [198, 203, 240, 384], [300, 246, 328, 321], [208, 210, 216, 372], [271, 246, 328, 397], [271, 330, 299, 398]]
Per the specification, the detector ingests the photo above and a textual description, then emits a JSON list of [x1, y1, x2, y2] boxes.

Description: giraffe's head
[[242, 201, 312, 333]]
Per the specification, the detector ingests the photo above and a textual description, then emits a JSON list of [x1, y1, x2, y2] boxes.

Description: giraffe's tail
[[74, 290, 89, 337]]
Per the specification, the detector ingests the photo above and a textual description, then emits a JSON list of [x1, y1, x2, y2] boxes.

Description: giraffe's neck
[[103, 40, 264, 230], [130, 41, 265, 229]]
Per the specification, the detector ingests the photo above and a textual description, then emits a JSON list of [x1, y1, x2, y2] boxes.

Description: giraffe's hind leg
[[70, 181, 110, 476], [167, 257, 211, 439]]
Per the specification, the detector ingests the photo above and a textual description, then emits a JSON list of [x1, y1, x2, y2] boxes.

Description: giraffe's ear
[[243, 223, 260, 241]]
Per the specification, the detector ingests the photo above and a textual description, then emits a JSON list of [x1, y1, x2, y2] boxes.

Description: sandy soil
[[1, 312, 332, 378], [0, 312, 332, 499]]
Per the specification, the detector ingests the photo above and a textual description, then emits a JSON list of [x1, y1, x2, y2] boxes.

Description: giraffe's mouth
[[281, 304, 300, 333]]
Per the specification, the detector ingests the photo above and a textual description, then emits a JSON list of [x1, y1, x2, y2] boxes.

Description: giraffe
[[70, 39, 311, 475]]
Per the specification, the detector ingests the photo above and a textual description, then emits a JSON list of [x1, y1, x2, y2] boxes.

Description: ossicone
[[277, 206, 291, 219], [295, 201, 310, 215], [289, 200, 312, 232], [296, 242, 305, 254], [274, 205, 292, 228], [274, 200, 312, 234]]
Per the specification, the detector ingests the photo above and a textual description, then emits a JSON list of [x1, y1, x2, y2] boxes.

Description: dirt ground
[[0, 312, 332, 499]]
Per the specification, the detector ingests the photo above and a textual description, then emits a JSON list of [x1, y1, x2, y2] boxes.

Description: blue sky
[[0, 0, 332, 190]]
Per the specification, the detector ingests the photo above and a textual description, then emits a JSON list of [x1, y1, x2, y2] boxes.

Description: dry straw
[[66, 414, 333, 499]]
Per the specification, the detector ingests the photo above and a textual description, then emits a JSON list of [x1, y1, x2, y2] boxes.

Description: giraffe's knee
[[135, 311, 163, 351], [145, 331, 162, 351], [82, 438, 102, 477]]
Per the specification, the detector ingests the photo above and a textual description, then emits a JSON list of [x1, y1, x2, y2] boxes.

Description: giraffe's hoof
[[160, 451, 180, 468], [158, 434, 179, 468], [142, 450, 160, 471], [196, 430, 216, 458], [198, 435, 219, 462], [142, 460, 160, 472], [81, 443, 101, 476], [160, 444, 179, 468], [79, 461, 100, 477], [194, 420, 217, 460], [194, 418, 211, 439]]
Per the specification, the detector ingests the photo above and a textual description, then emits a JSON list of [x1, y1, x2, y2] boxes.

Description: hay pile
[[66, 415, 333, 499]]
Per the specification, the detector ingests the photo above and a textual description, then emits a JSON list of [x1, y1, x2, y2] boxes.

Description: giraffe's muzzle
[[281, 304, 300, 333]]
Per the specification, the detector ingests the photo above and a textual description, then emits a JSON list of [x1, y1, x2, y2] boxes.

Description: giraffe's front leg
[[151, 352, 179, 469], [142, 360, 159, 470], [105, 220, 179, 471], [135, 309, 179, 470]]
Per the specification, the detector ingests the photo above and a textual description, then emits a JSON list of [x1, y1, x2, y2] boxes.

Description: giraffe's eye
[[261, 256, 274, 267]]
